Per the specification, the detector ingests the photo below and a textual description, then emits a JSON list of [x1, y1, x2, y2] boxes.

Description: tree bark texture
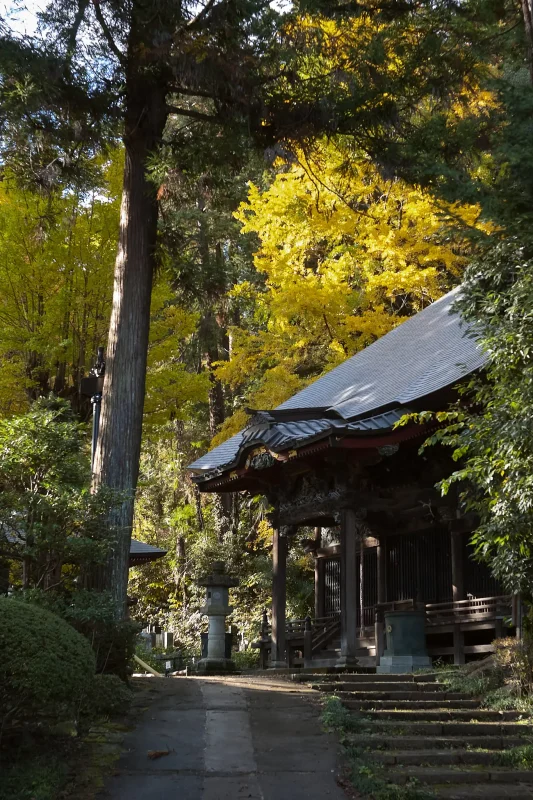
[[92, 36, 168, 614], [521, 0, 533, 84]]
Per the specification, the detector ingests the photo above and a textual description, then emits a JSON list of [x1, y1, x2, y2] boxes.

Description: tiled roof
[[189, 288, 485, 479], [129, 539, 167, 560], [0, 525, 166, 563]]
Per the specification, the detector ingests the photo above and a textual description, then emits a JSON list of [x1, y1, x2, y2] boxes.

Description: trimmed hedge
[[0, 598, 96, 725]]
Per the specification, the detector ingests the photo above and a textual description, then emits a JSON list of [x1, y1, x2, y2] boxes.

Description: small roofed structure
[[129, 538, 167, 567], [0, 526, 166, 574], [189, 288, 516, 669]]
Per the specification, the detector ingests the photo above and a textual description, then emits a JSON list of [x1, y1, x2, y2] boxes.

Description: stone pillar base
[[376, 655, 432, 674], [269, 660, 288, 669], [335, 655, 359, 669], [196, 658, 236, 674]]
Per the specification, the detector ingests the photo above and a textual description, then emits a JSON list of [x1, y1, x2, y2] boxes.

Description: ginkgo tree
[[214, 139, 492, 442]]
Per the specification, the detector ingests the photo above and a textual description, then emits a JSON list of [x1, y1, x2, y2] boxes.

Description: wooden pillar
[[359, 538, 365, 637], [271, 527, 288, 667], [375, 537, 387, 665], [338, 510, 359, 666], [451, 530, 465, 603], [314, 527, 325, 619], [377, 538, 387, 605], [453, 625, 465, 666], [315, 558, 325, 619]]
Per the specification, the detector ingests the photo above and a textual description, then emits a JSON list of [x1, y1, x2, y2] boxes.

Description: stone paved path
[[99, 675, 346, 800]]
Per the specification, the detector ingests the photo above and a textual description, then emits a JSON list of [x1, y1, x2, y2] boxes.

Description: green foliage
[[493, 744, 533, 769], [233, 648, 260, 670], [0, 397, 115, 588], [321, 695, 364, 734], [493, 635, 533, 695], [81, 674, 132, 718], [0, 756, 67, 800], [18, 588, 140, 680], [415, 240, 533, 593], [0, 598, 96, 730], [434, 664, 504, 698]]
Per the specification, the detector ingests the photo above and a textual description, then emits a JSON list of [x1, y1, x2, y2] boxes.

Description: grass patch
[[0, 749, 69, 800], [433, 665, 503, 697], [493, 743, 533, 769], [321, 696, 435, 800], [432, 663, 533, 714]]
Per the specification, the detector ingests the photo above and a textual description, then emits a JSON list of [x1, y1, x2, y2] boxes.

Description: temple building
[[188, 288, 515, 669]]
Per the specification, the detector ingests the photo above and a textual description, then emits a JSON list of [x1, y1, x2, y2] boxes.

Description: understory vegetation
[[321, 697, 435, 800], [434, 635, 533, 714]]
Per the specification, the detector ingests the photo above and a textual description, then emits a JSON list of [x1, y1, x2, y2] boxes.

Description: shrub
[[0, 598, 95, 732], [494, 636, 533, 695], [81, 674, 132, 717], [17, 589, 139, 680], [233, 648, 260, 670]]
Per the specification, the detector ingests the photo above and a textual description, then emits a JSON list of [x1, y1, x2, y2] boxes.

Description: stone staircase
[[311, 637, 376, 669], [305, 672, 533, 798]]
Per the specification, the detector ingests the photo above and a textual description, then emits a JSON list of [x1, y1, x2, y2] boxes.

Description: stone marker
[[197, 561, 238, 674]]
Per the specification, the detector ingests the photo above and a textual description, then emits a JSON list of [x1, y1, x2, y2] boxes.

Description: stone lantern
[[197, 560, 239, 674]]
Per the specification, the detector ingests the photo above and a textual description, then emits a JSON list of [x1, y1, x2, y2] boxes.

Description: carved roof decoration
[[189, 287, 485, 483]]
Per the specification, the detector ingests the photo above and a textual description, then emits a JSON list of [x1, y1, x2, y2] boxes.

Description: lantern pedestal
[[197, 561, 238, 674]]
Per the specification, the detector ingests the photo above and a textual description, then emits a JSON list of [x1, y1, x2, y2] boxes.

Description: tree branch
[[91, 0, 125, 64], [186, 0, 219, 29], [66, 0, 90, 64], [166, 105, 220, 123], [174, 86, 217, 100]]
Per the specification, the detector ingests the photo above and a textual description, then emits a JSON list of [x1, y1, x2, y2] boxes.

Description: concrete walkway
[[99, 675, 346, 800]]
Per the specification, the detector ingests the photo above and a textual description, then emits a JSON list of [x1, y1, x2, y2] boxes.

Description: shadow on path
[[98, 675, 347, 800]]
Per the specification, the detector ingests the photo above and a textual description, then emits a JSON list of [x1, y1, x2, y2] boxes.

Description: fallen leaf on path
[[147, 749, 170, 759]]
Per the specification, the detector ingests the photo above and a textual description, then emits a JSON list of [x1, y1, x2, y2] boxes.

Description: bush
[[17, 589, 139, 680], [81, 673, 132, 717], [233, 649, 260, 670], [494, 636, 533, 695], [0, 598, 95, 731]]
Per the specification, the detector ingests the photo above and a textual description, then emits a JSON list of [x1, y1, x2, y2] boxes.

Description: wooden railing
[[254, 595, 513, 667], [253, 611, 341, 666], [425, 595, 512, 625], [377, 596, 512, 625]]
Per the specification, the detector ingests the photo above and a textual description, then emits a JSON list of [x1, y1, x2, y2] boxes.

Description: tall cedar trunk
[[92, 51, 167, 615], [522, 0, 533, 84]]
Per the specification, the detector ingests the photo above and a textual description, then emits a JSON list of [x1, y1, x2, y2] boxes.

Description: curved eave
[[195, 421, 431, 493], [129, 551, 167, 567]]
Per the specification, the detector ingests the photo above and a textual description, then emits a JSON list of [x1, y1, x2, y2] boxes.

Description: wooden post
[[271, 527, 288, 667], [377, 538, 387, 605], [259, 608, 270, 669], [359, 537, 365, 638], [375, 537, 387, 666], [304, 615, 313, 668], [314, 527, 325, 619], [338, 510, 359, 667], [451, 530, 465, 603], [315, 558, 325, 619], [453, 624, 465, 666]]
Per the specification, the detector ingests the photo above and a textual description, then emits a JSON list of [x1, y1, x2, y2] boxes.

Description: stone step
[[436, 785, 533, 798], [316, 681, 444, 693], [311, 683, 470, 708], [313, 689, 471, 701], [362, 708, 522, 722], [356, 720, 531, 736], [373, 749, 524, 766], [388, 766, 533, 786], [350, 734, 530, 750], [312, 672, 438, 683], [341, 699, 481, 711]]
